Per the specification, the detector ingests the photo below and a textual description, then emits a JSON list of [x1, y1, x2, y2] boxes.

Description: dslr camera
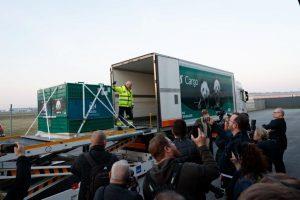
[[127, 169, 139, 192]]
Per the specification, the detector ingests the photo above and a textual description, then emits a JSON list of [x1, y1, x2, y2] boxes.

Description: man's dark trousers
[[274, 148, 286, 173], [118, 106, 133, 125]]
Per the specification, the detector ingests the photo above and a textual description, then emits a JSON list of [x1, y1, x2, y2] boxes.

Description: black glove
[[113, 81, 117, 85]]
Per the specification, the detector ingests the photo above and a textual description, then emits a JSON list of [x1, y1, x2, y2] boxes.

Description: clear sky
[[0, 0, 300, 109]]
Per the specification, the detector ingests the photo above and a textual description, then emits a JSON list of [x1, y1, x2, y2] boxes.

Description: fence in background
[[247, 96, 300, 111]]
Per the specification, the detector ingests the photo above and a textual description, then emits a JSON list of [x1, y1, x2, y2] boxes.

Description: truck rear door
[[156, 55, 182, 128]]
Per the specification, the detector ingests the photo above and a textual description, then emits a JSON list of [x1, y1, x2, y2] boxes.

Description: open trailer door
[[156, 55, 182, 129], [111, 54, 158, 128]]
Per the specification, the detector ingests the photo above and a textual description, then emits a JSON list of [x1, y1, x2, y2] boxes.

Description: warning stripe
[[24, 128, 136, 150], [124, 142, 146, 150], [3, 138, 129, 179], [3, 167, 71, 178], [9, 170, 16, 176], [162, 118, 179, 127], [106, 138, 133, 152], [28, 176, 62, 196]]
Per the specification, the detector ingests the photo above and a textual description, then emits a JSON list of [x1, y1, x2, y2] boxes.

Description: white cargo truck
[[0, 53, 248, 200], [111, 53, 248, 130]]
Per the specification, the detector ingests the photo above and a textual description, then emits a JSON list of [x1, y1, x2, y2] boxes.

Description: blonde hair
[[255, 127, 269, 140]]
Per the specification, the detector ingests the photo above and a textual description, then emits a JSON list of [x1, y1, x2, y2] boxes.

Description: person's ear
[[164, 145, 171, 153], [164, 146, 168, 152], [233, 123, 238, 129]]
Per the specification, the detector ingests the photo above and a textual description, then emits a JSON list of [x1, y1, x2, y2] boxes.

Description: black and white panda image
[[198, 81, 210, 109], [212, 79, 221, 109]]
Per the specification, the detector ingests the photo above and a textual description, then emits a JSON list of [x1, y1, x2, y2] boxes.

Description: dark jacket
[[227, 170, 261, 200], [94, 183, 143, 200], [219, 131, 250, 176], [263, 118, 287, 150], [173, 137, 202, 164], [4, 156, 31, 200], [257, 139, 280, 171], [71, 145, 118, 200], [143, 146, 220, 200], [210, 123, 232, 165]]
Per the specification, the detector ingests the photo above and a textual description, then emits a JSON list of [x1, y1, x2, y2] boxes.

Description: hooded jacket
[[71, 145, 119, 200], [143, 146, 219, 200]]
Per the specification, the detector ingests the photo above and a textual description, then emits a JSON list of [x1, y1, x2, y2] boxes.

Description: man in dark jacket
[[3, 143, 31, 200], [143, 132, 220, 200], [94, 160, 143, 200], [172, 119, 201, 164], [262, 108, 287, 173], [71, 131, 118, 200], [216, 113, 250, 189]]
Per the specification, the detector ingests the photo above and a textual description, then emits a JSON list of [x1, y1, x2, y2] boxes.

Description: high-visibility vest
[[112, 85, 134, 107]]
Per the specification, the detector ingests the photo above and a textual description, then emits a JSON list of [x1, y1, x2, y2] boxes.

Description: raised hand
[[14, 142, 25, 157], [191, 128, 207, 147]]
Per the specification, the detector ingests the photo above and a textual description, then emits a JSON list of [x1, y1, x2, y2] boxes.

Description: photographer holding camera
[[94, 160, 142, 200], [1, 143, 31, 200], [190, 109, 214, 153], [143, 131, 219, 200]]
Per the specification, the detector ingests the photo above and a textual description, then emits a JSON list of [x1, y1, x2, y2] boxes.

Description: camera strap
[[102, 186, 106, 199]]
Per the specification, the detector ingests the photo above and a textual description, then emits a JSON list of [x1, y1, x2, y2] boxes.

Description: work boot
[[127, 120, 134, 128], [116, 120, 123, 127]]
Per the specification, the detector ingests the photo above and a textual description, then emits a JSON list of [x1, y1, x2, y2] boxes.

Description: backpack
[[146, 163, 183, 199], [84, 153, 113, 200]]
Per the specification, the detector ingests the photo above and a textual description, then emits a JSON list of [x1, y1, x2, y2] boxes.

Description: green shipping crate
[[38, 117, 114, 133], [37, 83, 114, 133]]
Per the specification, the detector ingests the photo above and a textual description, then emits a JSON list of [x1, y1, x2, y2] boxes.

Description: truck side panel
[[178, 60, 235, 121]]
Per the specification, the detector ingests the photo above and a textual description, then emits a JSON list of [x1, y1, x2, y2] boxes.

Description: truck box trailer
[[111, 53, 248, 131]]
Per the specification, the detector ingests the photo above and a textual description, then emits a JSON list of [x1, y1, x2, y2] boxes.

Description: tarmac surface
[[248, 108, 300, 178]]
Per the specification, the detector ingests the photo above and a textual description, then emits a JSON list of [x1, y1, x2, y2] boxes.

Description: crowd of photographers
[[1, 107, 300, 200]]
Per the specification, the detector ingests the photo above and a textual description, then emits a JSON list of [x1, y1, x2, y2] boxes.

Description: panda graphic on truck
[[198, 81, 210, 109], [179, 65, 234, 119]]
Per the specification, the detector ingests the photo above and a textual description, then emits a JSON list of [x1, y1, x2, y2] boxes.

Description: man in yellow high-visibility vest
[[112, 81, 134, 127]]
